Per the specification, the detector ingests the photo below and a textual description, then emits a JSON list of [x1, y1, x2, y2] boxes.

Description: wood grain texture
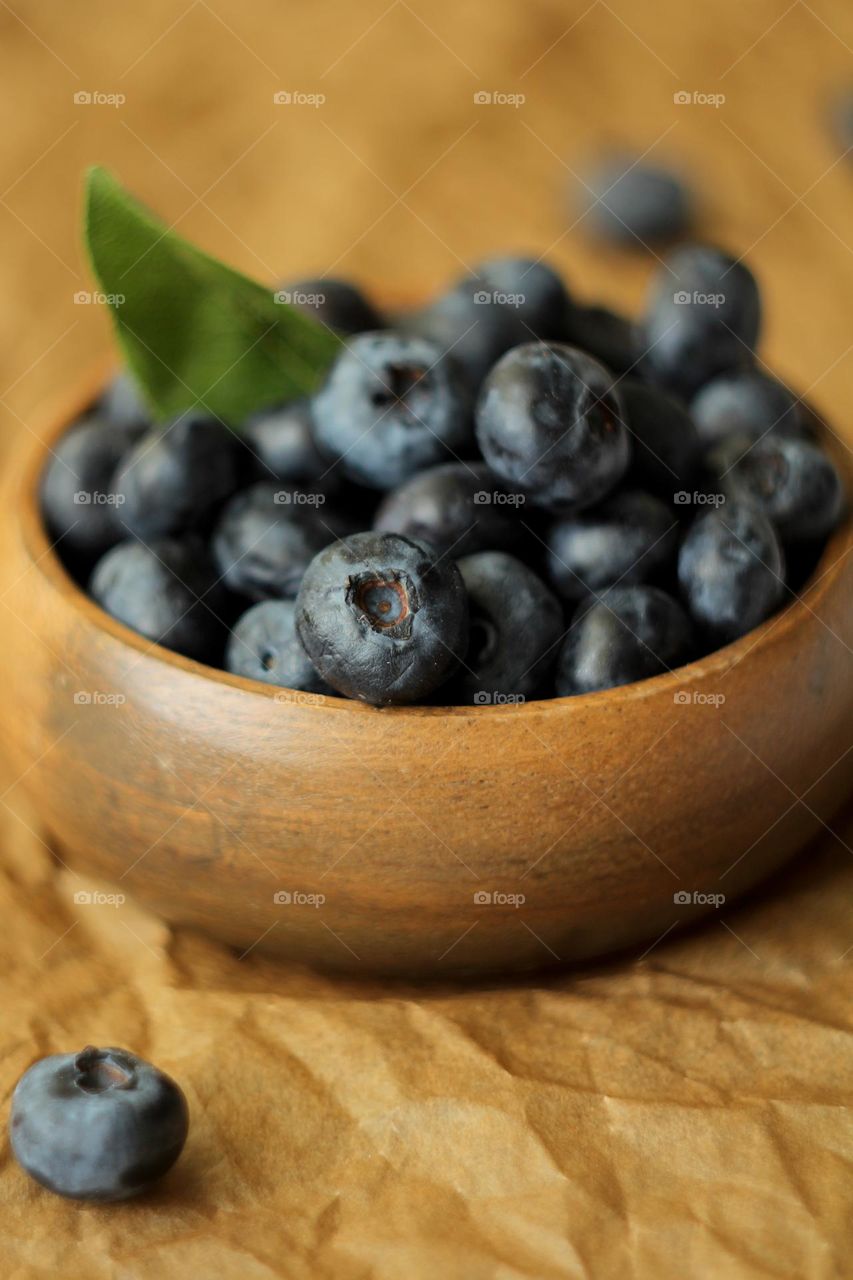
[[0, 376, 850, 974]]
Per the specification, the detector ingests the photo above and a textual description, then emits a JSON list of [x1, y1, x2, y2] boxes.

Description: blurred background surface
[[1, 0, 852, 445]]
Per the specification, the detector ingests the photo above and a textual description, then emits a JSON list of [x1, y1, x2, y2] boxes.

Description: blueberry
[[620, 379, 700, 498], [640, 245, 761, 398], [399, 277, 523, 391], [472, 256, 571, 340], [828, 86, 853, 160], [449, 552, 563, 703], [295, 531, 468, 704], [796, 398, 824, 438], [212, 481, 333, 601], [718, 436, 845, 542], [98, 371, 151, 431], [226, 599, 332, 692], [699, 438, 741, 494], [690, 370, 805, 446], [579, 158, 693, 246], [243, 398, 330, 485], [90, 536, 226, 662], [312, 332, 473, 490], [546, 491, 678, 602], [317, 479, 381, 541], [402, 258, 571, 390], [278, 277, 384, 334], [41, 413, 144, 563], [563, 304, 639, 377], [10, 1045, 188, 1202], [785, 538, 827, 595], [475, 342, 630, 513], [114, 412, 245, 541], [373, 461, 523, 558], [555, 586, 691, 695], [678, 499, 785, 642]]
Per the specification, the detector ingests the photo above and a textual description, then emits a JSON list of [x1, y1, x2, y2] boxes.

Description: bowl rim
[[19, 363, 853, 719]]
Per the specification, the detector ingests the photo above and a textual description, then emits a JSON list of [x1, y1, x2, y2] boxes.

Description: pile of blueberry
[[42, 249, 846, 706]]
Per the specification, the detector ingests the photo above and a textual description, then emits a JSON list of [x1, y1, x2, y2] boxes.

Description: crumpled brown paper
[[1, 784, 851, 1279]]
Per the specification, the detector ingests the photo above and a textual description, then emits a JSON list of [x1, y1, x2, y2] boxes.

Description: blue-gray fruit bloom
[[296, 531, 468, 704], [475, 342, 630, 513], [10, 1046, 188, 1202], [312, 332, 473, 490]]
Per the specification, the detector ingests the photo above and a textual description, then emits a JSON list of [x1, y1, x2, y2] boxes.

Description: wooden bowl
[[0, 368, 851, 978]]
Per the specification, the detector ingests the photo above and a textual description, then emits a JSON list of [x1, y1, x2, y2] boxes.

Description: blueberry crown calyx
[[74, 1046, 137, 1093], [346, 570, 419, 639]]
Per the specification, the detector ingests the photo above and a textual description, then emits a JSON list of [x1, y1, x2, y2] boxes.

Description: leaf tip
[[84, 164, 114, 206]]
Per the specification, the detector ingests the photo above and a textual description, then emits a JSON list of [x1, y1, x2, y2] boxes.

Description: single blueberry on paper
[[10, 1045, 188, 1202]]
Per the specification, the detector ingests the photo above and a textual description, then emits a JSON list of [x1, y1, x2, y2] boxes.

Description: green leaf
[[84, 166, 342, 425]]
